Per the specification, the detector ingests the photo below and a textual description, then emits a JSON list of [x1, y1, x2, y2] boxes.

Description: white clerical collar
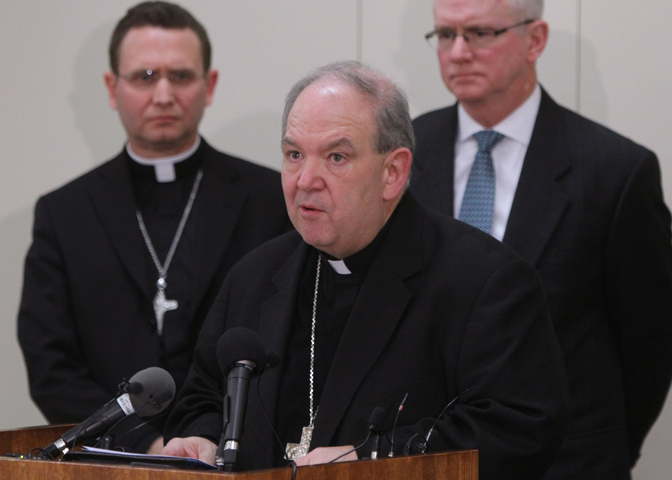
[[327, 259, 352, 275], [126, 136, 202, 183], [457, 84, 541, 146]]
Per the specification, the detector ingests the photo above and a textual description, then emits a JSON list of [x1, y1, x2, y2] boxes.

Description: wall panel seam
[[576, 0, 582, 113]]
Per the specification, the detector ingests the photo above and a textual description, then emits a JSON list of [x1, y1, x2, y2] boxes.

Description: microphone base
[[215, 448, 239, 472]]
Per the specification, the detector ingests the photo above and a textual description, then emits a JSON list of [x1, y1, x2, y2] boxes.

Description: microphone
[[327, 406, 387, 464], [388, 392, 408, 458], [214, 327, 268, 472], [403, 387, 474, 455], [40, 367, 175, 459], [368, 407, 386, 459]]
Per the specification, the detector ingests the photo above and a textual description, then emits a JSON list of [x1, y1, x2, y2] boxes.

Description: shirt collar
[[126, 136, 202, 182], [457, 83, 541, 146], [327, 259, 352, 275]]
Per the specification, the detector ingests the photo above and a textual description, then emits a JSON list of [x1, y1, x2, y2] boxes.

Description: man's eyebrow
[[281, 137, 355, 150], [281, 137, 298, 148], [436, 22, 491, 30], [324, 138, 354, 150]]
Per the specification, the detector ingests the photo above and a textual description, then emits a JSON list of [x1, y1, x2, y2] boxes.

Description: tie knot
[[473, 130, 504, 154]]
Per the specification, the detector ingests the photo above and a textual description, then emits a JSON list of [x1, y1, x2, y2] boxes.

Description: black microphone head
[[127, 367, 176, 418], [369, 406, 386, 431], [126, 381, 143, 395], [217, 327, 267, 376]]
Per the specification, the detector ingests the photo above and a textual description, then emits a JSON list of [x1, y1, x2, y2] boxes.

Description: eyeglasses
[[117, 69, 206, 89], [425, 19, 535, 50]]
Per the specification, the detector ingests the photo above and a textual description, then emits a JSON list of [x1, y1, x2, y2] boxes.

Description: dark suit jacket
[[17, 140, 291, 446], [410, 89, 672, 479], [165, 195, 568, 480]]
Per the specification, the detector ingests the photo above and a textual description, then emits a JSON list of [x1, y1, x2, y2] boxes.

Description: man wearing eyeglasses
[[17, 1, 290, 454], [410, 1, 672, 479]]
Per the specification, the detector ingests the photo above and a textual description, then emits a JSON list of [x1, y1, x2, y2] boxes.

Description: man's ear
[[204, 69, 219, 107], [527, 20, 549, 63], [103, 72, 119, 110], [382, 147, 413, 201]]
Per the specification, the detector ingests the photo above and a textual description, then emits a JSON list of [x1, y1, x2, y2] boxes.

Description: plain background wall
[[0, 1, 670, 477]]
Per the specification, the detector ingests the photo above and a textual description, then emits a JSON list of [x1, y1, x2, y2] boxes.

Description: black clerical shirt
[[126, 144, 204, 392], [274, 216, 394, 463]]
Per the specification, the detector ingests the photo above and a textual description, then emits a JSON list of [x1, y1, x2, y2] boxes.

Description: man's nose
[[449, 35, 473, 61], [296, 157, 325, 191], [152, 77, 175, 104]]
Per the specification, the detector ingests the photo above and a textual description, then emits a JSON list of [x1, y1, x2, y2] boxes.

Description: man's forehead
[[292, 80, 373, 122], [117, 26, 203, 69], [285, 83, 375, 148], [435, 0, 513, 24], [283, 133, 356, 152], [297, 78, 356, 104]]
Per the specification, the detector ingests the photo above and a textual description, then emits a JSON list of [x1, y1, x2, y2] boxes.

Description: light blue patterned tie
[[458, 130, 504, 234]]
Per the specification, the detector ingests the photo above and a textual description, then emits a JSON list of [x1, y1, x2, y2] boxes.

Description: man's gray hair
[[282, 61, 415, 154], [508, 0, 544, 19]]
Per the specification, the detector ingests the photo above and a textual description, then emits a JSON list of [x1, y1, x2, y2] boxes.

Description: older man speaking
[[162, 61, 567, 480]]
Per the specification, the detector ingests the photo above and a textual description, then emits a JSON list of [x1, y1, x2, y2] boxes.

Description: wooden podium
[[0, 425, 478, 479]]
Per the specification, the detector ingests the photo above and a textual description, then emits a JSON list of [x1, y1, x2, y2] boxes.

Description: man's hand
[[160, 436, 217, 465], [146, 436, 164, 455], [294, 445, 357, 466]]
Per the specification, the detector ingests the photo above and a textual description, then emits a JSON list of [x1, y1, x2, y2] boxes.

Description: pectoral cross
[[286, 426, 313, 460], [153, 277, 177, 336]]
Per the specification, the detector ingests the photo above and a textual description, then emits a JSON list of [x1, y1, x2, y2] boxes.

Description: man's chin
[[451, 87, 489, 106], [136, 132, 196, 155], [298, 230, 333, 254], [445, 78, 487, 101]]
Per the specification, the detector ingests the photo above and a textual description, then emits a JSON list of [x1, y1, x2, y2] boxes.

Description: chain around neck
[[308, 254, 321, 427], [136, 168, 203, 280]]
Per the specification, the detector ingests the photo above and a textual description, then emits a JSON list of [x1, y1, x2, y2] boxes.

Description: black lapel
[[248, 239, 309, 458], [191, 142, 250, 309], [503, 88, 572, 266], [88, 153, 154, 299], [411, 105, 458, 217], [311, 196, 423, 447]]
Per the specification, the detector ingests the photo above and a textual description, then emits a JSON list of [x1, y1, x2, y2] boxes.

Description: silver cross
[[153, 277, 177, 336], [286, 426, 313, 460]]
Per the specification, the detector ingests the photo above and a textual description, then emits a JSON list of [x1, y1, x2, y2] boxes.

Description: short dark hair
[[282, 61, 415, 155], [109, 1, 212, 75]]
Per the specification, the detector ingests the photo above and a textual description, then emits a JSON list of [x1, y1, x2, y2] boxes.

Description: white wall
[[0, 1, 669, 478]]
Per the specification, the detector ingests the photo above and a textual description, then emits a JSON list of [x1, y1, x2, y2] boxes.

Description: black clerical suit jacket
[[410, 89, 672, 479], [165, 195, 568, 480], [18, 140, 291, 447]]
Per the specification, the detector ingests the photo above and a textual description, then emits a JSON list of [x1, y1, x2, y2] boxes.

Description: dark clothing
[[275, 219, 390, 461], [410, 89, 672, 479], [18, 139, 292, 451], [126, 148, 204, 391], [165, 194, 568, 480]]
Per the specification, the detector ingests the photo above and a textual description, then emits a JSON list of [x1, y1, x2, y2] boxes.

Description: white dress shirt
[[454, 84, 541, 241]]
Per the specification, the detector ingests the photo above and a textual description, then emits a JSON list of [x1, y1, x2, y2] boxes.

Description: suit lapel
[[503, 89, 571, 266], [257, 241, 310, 417], [311, 196, 423, 447], [192, 144, 249, 309], [246, 239, 309, 459], [412, 106, 457, 216], [88, 153, 154, 299]]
